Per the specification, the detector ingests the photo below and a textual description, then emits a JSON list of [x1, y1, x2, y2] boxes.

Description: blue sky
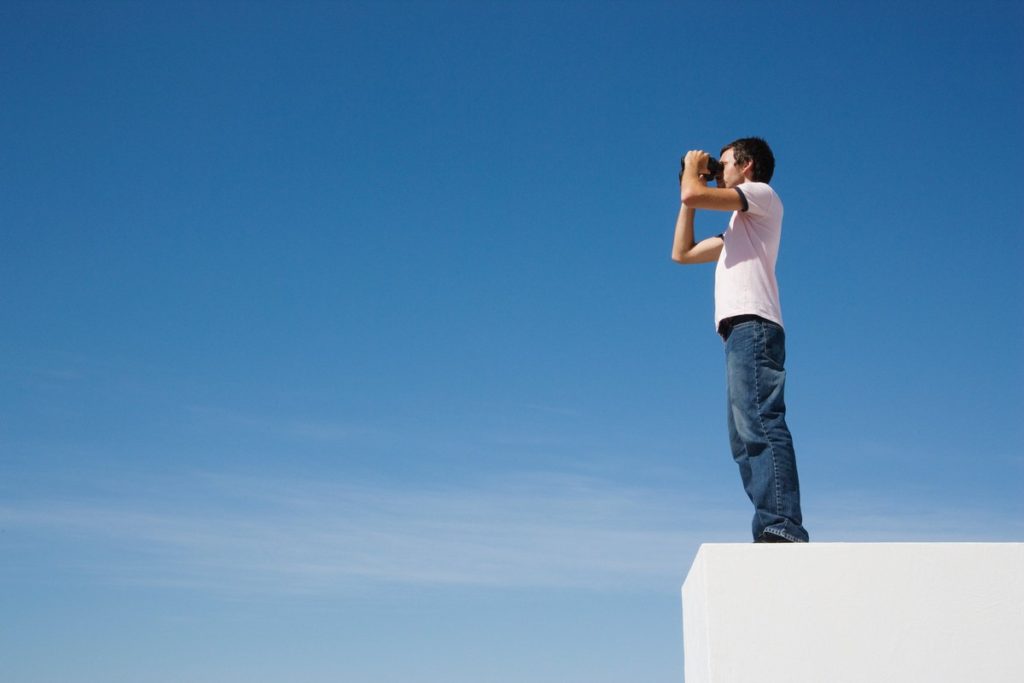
[[2, 1, 1022, 681]]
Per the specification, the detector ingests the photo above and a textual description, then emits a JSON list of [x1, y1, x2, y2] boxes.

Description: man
[[671, 137, 808, 543]]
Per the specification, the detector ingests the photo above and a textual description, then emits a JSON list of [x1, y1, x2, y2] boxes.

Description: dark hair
[[721, 137, 775, 183]]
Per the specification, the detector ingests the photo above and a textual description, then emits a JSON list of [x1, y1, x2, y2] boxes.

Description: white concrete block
[[681, 543, 1024, 683]]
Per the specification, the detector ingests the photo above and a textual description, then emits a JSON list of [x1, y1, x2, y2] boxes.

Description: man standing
[[671, 137, 808, 543]]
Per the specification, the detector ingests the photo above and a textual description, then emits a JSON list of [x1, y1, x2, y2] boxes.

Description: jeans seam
[[752, 321, 782, 518]]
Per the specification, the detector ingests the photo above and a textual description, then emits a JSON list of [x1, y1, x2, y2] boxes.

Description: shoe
[[754, 532, 794, 543]]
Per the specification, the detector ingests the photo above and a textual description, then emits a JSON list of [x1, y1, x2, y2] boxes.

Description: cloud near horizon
[[4, 469, 1019, 599], [1, 470, 729, 596]]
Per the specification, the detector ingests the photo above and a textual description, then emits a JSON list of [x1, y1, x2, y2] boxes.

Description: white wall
[[682, 543, 1024, 683]]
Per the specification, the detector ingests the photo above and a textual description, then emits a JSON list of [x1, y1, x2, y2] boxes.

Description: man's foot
[[754, 532, 794, 543]]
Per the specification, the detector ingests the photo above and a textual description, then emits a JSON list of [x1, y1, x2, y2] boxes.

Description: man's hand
[[680, 150, 710, 201], [684, 150, 710, 176]]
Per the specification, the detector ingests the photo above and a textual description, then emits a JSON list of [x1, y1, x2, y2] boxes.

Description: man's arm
[[680, 150, 745, 212], [671, 203, 723, 264]]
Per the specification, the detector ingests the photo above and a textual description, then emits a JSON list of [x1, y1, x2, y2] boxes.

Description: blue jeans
[[724, 317, 808, 542]]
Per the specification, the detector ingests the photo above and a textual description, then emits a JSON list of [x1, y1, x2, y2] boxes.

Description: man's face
[[719, 148, 747, 188]]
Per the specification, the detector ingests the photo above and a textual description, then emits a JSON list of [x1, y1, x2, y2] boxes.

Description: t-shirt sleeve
[[736, 182, 775, 216]]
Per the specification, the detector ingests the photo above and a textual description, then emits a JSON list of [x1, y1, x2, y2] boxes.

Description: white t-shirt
[[714, 181, 785, 332]]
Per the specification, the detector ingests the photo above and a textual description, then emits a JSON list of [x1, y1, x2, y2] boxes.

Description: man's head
[[720, 137, 775, 184]]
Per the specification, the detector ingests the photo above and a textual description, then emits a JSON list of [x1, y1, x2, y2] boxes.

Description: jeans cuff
[[760, 528, 808, 543]]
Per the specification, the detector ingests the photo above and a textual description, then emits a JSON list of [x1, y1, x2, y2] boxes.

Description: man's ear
[[742, 160, 755, 180]]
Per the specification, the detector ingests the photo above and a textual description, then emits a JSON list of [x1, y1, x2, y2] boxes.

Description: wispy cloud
[[4, 469, 1019, 599], [1, 471, 730, 596], [184, 406, 381, 445], [807, 490, 1024, 543]]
